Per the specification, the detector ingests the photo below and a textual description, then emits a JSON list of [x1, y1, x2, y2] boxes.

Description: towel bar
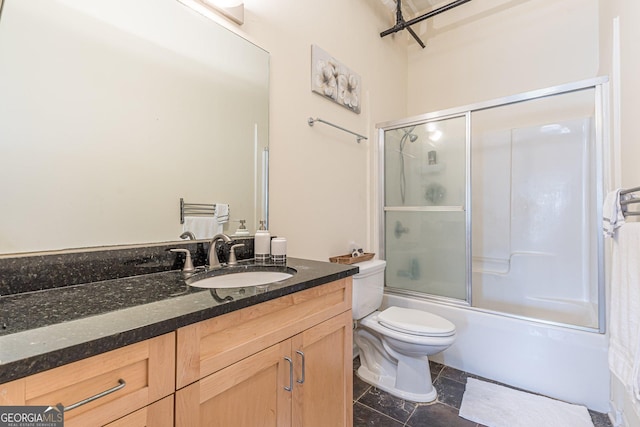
[[307, 117, 368, 143], [620, 187, 640, 217], [180, 198, 217, 224]]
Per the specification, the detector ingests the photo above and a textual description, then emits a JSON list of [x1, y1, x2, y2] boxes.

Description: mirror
[[0, 0, 269, 255]]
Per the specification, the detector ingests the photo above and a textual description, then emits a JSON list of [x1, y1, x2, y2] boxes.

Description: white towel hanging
[[608, 223, 640, 400], [216, 203, 229, 224], [182, 216, 222, 239], [603, 189, 625, 237]]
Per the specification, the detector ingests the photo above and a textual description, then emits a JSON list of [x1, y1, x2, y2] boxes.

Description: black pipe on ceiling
[[380, 0, 473, 48]]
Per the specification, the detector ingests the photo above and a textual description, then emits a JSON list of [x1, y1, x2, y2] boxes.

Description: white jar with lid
[[271, 237, 287, 264]]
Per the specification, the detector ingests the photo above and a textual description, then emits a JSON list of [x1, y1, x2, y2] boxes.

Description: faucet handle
[[170, 248, 195, 272], [228, 243, 245, 266]]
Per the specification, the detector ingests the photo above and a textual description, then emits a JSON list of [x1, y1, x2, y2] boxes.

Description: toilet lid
[[378, 306, 455, 337]]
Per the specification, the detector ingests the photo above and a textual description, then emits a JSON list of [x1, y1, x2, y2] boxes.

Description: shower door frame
[[377, 76, 609, 333], [379, 111, 472, 305]]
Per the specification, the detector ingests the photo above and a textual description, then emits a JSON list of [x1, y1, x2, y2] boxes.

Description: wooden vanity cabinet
[[175, 278, 353, 427], [105, 395, 174, 427], [0, 277, 353, 427], [0, 333, 175, 427]]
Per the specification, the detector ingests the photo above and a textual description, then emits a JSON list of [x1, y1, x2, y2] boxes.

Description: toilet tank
[[351, 259, 386, 320]]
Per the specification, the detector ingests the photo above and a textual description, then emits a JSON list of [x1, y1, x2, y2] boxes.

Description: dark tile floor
[[352, 357, 613, 427]]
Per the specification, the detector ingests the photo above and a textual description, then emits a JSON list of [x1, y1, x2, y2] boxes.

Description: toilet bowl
[[352, 260, 456, 402]]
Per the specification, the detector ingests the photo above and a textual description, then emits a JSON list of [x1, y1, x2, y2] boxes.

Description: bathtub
[[383, 292, 610, 412], [471, 253, 601, 329]]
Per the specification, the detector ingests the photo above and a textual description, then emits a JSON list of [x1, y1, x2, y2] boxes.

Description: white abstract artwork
[[311, 45, 361, 114]]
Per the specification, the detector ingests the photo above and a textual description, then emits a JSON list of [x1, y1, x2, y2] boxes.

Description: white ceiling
[[389, 0, 449, 17], [408, 0, 442, 13]]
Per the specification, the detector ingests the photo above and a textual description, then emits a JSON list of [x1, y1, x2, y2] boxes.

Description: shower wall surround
[[377, 78, 610, 412]]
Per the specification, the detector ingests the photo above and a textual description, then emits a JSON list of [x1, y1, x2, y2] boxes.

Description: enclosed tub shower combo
[[374, 78, 610, 411]]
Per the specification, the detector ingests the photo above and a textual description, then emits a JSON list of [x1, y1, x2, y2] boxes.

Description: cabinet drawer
[[177, 277, 352, 388], [0, 333, 175, 427], [106, 395, 174, 427]]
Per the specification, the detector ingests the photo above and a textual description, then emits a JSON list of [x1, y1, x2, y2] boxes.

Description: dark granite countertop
[[0, 257, 358, 384]]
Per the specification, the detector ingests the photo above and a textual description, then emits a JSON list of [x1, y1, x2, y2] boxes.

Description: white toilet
[[353, 259, 456, 402]]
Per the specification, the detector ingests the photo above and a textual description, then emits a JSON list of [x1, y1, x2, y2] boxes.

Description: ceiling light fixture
[[203, 0, 244, 24], [179, 0, 244, 25]]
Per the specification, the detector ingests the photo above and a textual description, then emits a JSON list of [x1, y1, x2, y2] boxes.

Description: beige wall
[[599, 0, 640, 190], [405, 0, 599, 115], [222, 0, 602, 262], [218, 0, 408, 260]]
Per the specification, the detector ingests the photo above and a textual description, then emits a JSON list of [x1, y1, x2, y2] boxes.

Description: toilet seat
[[377, 306, 455, 337]]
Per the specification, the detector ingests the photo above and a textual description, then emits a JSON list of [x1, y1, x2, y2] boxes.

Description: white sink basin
[[188, 271, 293, 289]]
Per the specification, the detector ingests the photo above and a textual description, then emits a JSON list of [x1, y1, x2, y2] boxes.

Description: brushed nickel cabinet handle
[[284, 357, 293, 392], [60, 379, 126, 412], [296, 350, 305, 384]]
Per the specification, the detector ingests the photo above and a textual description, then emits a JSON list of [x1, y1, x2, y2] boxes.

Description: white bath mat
[[459, 378, 594, 427]]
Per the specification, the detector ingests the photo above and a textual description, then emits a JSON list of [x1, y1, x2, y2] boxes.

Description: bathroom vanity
[[0, 1, 358, 423], [0, 251, 357, 427]]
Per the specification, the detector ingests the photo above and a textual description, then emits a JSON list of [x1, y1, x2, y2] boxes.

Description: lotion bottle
[[254, 220, 271, 262]]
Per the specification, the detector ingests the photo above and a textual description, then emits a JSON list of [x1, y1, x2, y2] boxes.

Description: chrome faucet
[[208, 233, 232, 268], [180, 231, 197, 240]]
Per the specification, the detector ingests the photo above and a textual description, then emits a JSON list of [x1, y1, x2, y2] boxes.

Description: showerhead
[[401, 127, 418, 143]]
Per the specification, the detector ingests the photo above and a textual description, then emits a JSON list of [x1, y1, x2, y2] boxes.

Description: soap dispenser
[[254, 220, 271, 262], [234, 219, 250, 236]]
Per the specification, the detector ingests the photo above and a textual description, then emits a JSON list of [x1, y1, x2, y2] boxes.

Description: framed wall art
[[311, 45, 361, 114]]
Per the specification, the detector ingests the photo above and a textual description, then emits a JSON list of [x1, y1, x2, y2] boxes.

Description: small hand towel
[[216, 203, 229, 224], [183, 216, 222, 239], [608, 223, 640, 400], [603, 189, 625, 237]]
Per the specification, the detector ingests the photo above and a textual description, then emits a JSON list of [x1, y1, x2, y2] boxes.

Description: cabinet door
[[176, 340, 292, 427], [292, 311, 353, 427]]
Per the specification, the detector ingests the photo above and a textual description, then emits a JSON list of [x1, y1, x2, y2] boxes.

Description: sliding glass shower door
[[382, 115, 469, 301], [470, 88, 602, 328], [378, 78, 606, 331]]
